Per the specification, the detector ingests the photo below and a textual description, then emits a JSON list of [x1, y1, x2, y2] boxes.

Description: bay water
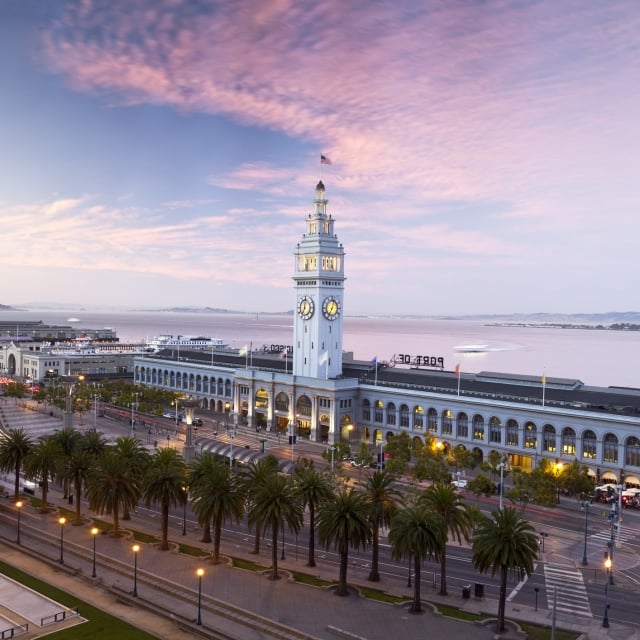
[[1, 309, 638, 389]]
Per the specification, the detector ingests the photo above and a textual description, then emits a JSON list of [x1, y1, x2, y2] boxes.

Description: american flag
[[320, 155, 332, 165]]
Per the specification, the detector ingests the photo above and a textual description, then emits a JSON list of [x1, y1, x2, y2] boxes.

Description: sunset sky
[[1, 1, 638, 316]]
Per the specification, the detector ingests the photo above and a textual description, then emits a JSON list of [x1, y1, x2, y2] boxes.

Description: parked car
[[451, 479, 468, 489]]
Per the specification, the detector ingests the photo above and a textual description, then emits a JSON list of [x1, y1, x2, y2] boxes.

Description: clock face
[[298, 296, 315, 320], [322, 296, 341, 320]]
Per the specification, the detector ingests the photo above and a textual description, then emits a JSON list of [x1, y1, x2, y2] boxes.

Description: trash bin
[[474, 583, 484, 598], [462, 585, 471, 599]]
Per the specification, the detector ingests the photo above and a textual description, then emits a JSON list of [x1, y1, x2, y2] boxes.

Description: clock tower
[[293, 181, 345, 379]]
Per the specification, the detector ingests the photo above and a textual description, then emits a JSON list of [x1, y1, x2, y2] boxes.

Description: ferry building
[[133, 181, 640, 485]]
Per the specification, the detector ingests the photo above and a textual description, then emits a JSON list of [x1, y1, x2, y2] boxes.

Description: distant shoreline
[[487, 322, 640, 331]]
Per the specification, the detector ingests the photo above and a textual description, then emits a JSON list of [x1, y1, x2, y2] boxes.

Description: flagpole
[[542, 371, 546, 407], [457, 371, 461, 396]]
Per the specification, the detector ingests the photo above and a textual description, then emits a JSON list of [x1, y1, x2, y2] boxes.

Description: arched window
[[625, 437, 640, 467], [582, 430, 597, 460], [399, 404, 410, 428], [506, 420, 518, 446], [362, 399, 371, 421], [425, 408, 436, 433], [524, 422, 537, 449], [603, 433, 618, 464], [374, 400, 384, 423], [562, 427, 576, 456], [457, 412, 468, 438], [472, 414, 485, 441], [275, 392, 289, 412], [489, 417, 501, 444], [441, 409, 453, 435], [413, 406, 424, 430], [542, 424, 556, 452], [386, 402, 396, 426]]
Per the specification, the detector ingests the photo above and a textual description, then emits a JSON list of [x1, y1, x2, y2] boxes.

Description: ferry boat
[[454, 344, 489, 353], [145, 335, 228, 352]]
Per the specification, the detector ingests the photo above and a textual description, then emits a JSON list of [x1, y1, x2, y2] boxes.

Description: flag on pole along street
[[239, 345, 248, 356], [371, 356, 377, 365], [541, 372, 546, 385], [455, 363, 460, 377], [281, 348, 288, 359], [320, 154, 332, 165], [319, 351, 328, 365]]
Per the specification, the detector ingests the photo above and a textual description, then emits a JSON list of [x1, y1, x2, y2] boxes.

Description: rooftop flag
[[320, 154, 332, 165]]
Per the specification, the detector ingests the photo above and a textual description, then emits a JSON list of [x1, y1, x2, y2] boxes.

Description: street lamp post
[[15, 500, 23, 545], [555, 462, 563, 504], [407, 557, 412, 588], [196, 568, 204, 625], [603, 555, 612, 627], [182, 487, 188, 536], [91, 527, 99, 577], [608, 501, 617, 585], [499, 462, 505, 510], [132, 544, 140, 597], [58, 517, 66, 564], [582, 501, 590, 566], [229, 430, 235, 470]]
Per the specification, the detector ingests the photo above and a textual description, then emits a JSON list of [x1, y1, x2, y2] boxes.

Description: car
[[349, 459, 365, 467], [451, 479, 468, 489]]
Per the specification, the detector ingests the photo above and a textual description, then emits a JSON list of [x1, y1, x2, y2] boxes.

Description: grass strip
[[0, 561, 159, 639]]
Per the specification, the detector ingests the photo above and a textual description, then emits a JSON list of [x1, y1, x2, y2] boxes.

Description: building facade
[[133, 182, 640, 485]]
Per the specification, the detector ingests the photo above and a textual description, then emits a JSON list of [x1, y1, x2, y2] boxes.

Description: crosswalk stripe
[[543, 565, 592, 618]]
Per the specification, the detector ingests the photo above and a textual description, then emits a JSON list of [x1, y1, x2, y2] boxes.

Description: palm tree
[[86, 449, 142, 535], [248, 474, 303, 580], [389, 505, 444, 613], [241, 456, 280, 554], [23, 436, 63, 513], [51, 426, 82, 499], [189, 456, 244, 562], [0, 427, 34, 499], [113, 436, 150, 520], [362, 470, 402, 581], [143, 447, 187, 550], [187, 451, 219, 543], [68, 449, 95, 525], [316, 488, 372, 596], [294, 465, 332, 567], [419, 482, 471, 595], [472, 507, 539, 632], [82, 430, 108, 458]]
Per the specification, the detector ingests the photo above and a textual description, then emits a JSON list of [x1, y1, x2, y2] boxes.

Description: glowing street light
[[58, 516, 66, 564], [15, 500, 23, 545], [91, 527, 99, 578], [196, 568, 204, 625], [132, 544, 140, 597], [603, 554, 612, 628]]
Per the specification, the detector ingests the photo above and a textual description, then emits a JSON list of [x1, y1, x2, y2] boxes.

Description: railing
[[0, 623, 28, 638], [41, 608, 79, 626]]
